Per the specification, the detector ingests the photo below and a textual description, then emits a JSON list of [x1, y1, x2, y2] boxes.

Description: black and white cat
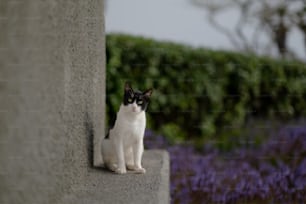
[[102, 82, 153, 174]]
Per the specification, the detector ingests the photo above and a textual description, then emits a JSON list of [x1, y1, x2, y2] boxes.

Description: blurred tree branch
[[191, 0, 306, 60]]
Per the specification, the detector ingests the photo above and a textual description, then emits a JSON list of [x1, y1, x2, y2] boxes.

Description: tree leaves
[[106, 34, 306, 141]]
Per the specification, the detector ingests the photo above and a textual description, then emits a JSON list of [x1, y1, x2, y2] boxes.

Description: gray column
[[0, 0, 105, 203]]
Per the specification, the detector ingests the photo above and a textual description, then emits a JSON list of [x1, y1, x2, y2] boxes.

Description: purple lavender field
[[144, 125, 306, 204]]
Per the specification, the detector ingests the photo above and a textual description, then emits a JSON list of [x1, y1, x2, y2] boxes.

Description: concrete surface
[[0, 0, 105, 203], [0, 1, 170, 204], [61, 150, 170, 204]]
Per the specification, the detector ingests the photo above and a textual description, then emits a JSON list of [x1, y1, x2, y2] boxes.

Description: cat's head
[[123, 82, 153, 114]]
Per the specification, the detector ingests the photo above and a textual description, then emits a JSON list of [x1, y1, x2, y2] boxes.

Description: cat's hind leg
[[105, 162, 118, 172], [102, 138, 120, 173]]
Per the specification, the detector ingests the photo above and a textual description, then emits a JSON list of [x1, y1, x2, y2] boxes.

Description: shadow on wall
[[85, 111, 94, 168]]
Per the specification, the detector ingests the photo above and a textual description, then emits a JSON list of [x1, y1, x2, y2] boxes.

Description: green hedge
[[106, 34, 306, 142]]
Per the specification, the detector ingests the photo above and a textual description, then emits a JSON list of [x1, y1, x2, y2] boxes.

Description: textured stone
[[0, 1, 169, 203], [0, 0, 105, 203], [62, 150, 170, 204]]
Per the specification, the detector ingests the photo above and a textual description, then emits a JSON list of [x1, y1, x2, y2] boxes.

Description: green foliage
[[106, 34, 306, 142]]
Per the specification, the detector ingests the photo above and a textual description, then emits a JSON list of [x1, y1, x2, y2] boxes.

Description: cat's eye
[[137, 100, 143, 105], [128, 98, 133, 103]]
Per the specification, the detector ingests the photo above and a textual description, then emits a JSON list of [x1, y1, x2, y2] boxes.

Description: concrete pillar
[[0, 0, 105, 203]]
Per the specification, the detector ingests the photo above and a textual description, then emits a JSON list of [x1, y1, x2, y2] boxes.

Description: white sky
[[105, 0, 305, 59]]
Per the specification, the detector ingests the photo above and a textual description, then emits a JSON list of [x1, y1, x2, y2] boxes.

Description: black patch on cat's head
[[123, 82, 134, 105], [123, 82, 153, 111]]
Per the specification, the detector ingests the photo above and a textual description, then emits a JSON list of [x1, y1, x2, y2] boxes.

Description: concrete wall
[[0, 1, 170, 203], [0, 0, 105, 203]]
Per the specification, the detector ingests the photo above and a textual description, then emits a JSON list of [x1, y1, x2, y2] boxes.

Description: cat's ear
[[124, 82, 133, 92], [143, 88, 153, 98]]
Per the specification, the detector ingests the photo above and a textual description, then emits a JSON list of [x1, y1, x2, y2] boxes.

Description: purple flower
[[145, 125, 306, 203]]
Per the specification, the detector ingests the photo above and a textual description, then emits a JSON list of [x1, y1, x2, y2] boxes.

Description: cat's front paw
[[134, 167, 146, 174], [126, 164, 136, 170], [115, 167, 127, 174], [126, 164, 146, 174]]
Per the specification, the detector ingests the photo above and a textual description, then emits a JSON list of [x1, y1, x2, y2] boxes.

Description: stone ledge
[[61, 150, 170, 204]]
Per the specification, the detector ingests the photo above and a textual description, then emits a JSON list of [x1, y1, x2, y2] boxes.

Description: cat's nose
[[132, 105, 137, 112]]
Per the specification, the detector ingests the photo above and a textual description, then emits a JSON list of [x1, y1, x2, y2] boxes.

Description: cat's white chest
[[127, 119, 145, 137], [123, 115, 145, 133], [115, 108, 146, 143]]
